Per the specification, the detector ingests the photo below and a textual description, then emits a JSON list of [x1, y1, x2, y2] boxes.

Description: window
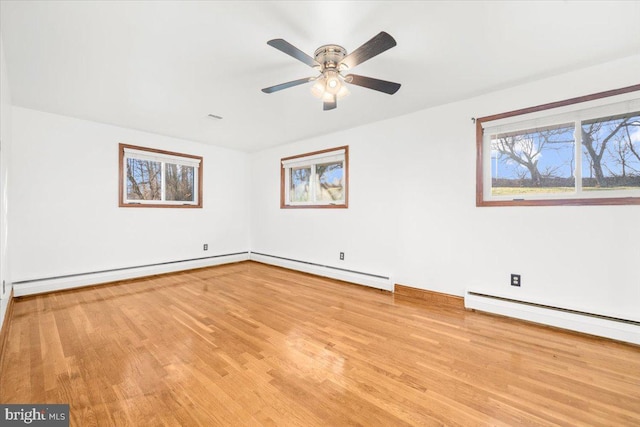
[[476, 85, 640, 206], [281, 146, 348, 208], [119, 143, 203, 208]]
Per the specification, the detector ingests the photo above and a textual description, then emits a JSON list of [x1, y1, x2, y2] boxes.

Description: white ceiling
[[1, 1, 639, 152]]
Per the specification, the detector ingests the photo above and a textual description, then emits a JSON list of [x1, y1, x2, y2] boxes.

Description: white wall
[[250, 54, 640, 322], [249, 138, 398, 289], [10, 108, 249, 286], [0, 35, 12, 332]]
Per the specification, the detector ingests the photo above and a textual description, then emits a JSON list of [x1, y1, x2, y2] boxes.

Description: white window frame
[[281, 146, 348, 209], [476, 85, 640, 207], [119, 144, 202, 208]]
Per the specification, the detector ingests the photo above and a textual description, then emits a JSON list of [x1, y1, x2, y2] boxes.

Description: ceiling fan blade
[[323, 94, 337, 111], [262, 77, 315, 94], [345, 74, 401, 95], [267, 39, 320, 68], [340, 32, 397, 69]]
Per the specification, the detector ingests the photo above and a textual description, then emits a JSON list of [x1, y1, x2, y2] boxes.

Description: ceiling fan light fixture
[[311, 71, 349, 100], [311, 76, 327, 98], [322, 92, 335, 102], [335, 78, 350, 99], [325, 70, 341, 92]]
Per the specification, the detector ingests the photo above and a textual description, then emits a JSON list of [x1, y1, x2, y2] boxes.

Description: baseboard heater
[[465, 290, 640, 345], [250, 252, 392, 291], [13, 252, 250, 297]]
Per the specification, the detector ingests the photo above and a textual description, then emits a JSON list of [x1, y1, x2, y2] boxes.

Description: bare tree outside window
[[629, 117, 640, 164], [165, 163, 195, 201], [126, 159, 162, 200], [581, 112, 640, 190], [490, 124, 575, 196], [316, 162, 344, 202], [290, 167, 311, 202]]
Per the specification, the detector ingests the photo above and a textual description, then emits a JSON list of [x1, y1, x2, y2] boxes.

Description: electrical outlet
[[511, 274, 521, 287], [203, 244, 208, 251], [339, 252, 344, 260]]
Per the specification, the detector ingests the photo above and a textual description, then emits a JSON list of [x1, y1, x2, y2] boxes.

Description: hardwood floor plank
[[1, 261, 639, 426]]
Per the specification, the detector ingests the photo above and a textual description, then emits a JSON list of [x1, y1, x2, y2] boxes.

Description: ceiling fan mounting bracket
[[314, 45, 347, 71]]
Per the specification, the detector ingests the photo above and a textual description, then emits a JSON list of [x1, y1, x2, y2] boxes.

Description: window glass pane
[[490, 123, 575, 196], [581, 112, 640, 191], [315, 161, 344, 202], [165, 163, 195, 201], [290, 167, 311, 202], [126, 158, 162, 200]]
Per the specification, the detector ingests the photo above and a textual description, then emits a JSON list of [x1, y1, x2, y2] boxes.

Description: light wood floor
[[1, 261, 639, 426]]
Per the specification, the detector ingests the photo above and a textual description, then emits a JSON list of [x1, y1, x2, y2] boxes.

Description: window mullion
[[311, 164, 317, 203], [574, 121, 583, 194], [193, 165, 197, 204], [161, 162, 166, 202]]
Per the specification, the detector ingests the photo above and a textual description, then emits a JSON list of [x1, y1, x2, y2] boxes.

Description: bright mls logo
[[1, 404, 69, 426]]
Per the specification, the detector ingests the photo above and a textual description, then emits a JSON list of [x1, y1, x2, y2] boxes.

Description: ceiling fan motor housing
[[314, 45, 347, 71]]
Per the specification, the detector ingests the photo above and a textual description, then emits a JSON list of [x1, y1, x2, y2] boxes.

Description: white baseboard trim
[[250, 252, 393, 291], [465, 290, 640, 345], [13, 252, 250, 297]]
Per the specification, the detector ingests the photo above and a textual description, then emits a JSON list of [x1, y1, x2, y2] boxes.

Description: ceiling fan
[[261, 31, 401, 111]]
